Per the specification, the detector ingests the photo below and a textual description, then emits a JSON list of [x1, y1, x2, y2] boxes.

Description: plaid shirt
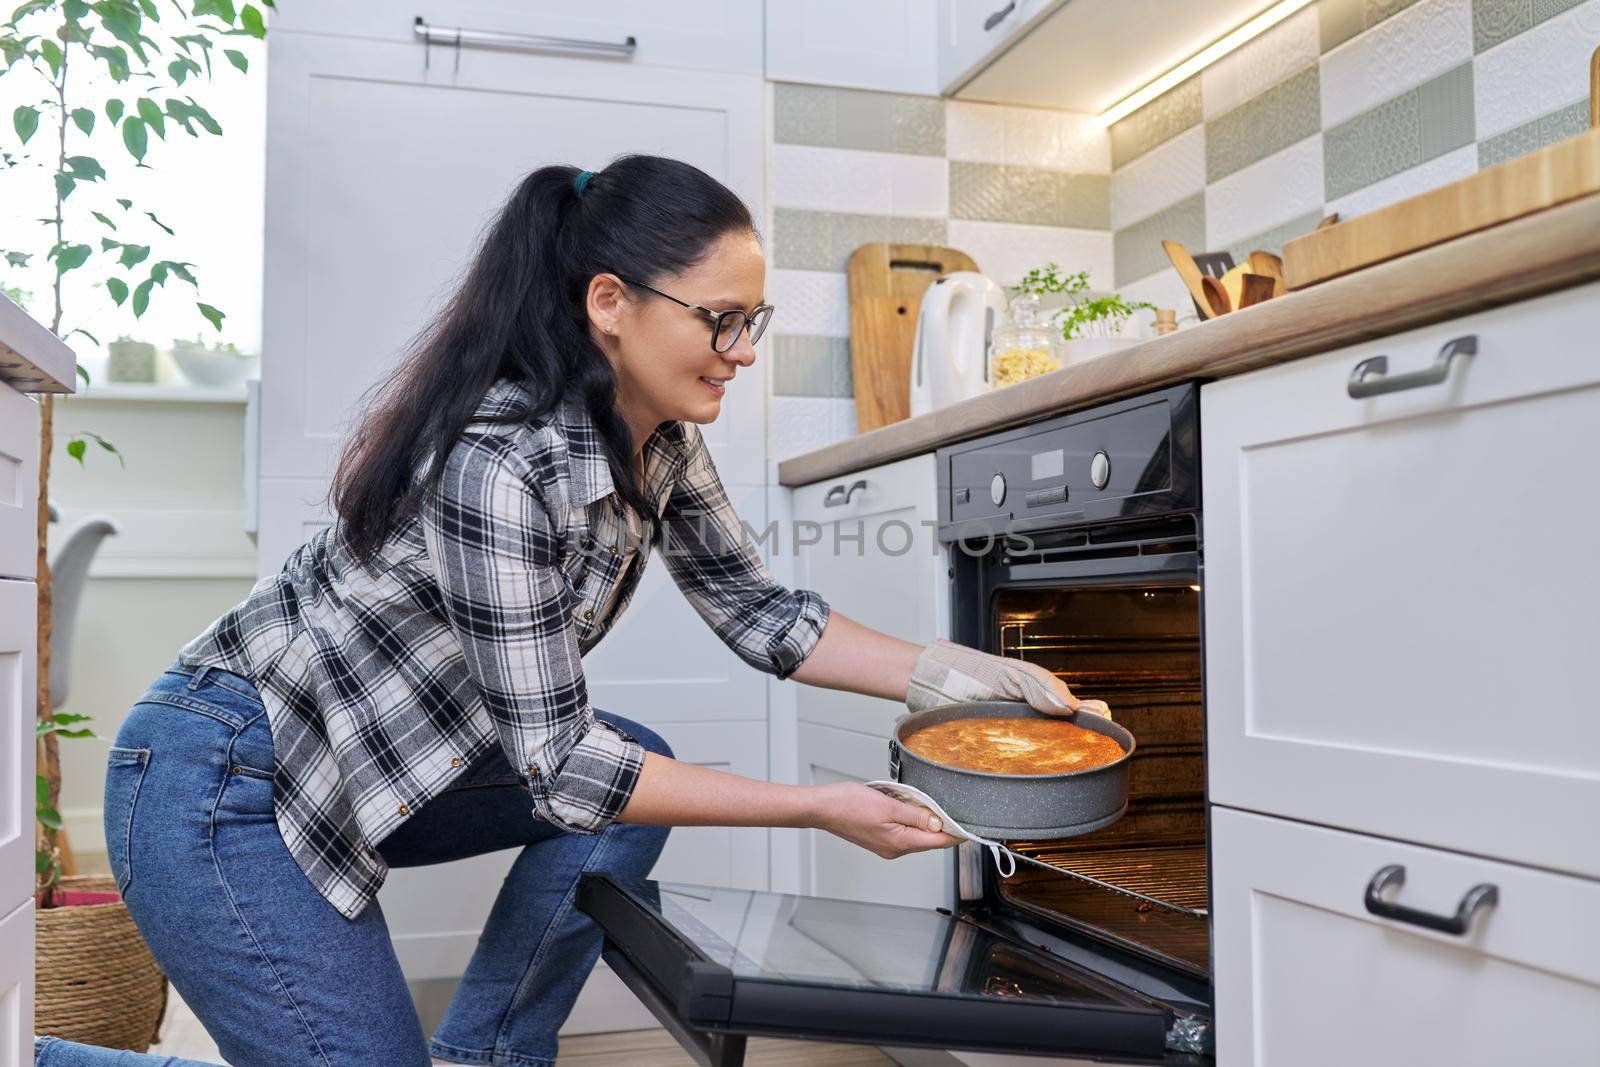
[[176, 377, 831, 921]]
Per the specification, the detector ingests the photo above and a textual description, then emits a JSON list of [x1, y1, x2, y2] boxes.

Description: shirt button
[[525, 761, 539, 776], [609, 545, 618, 555], [397, 803, 410, 815], [583, 609, 593, 620], [450, 756, 462, 767]]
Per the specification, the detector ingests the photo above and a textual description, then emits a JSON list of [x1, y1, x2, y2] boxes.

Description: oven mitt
[[906, 638, 1113, 721], [865, 780, 1018, 878]]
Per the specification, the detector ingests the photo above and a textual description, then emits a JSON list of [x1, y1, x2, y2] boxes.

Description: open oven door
[[576, 874, 1211, 1066]]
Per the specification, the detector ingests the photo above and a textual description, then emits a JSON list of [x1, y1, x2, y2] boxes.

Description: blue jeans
[[35, 658, 671, 1067]]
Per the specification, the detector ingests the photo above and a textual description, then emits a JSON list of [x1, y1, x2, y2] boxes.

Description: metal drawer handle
[[1363, 864, 1498, 935], [1348, 335, 1476, 399], [984, 1, 1017, 30], [823, 479, 867, 508], [413, 16, 637, 60]]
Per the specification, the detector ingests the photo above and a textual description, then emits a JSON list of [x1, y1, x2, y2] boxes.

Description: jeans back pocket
[[103, 746, 151, 897]]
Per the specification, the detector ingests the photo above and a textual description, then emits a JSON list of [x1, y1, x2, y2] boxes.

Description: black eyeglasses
[[617, 276, 775, 354]]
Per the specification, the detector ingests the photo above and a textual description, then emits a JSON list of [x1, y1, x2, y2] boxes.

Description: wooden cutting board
[[847, 243, 979, 433], [1283, 127, 1600, 289]]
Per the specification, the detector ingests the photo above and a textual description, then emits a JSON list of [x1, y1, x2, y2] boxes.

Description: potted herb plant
[[106, 334, 156, 382], [1015, 263, 1155, 367], [171, 332, 255, 387]]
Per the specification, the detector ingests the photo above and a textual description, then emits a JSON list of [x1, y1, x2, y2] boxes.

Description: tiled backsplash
[[1111, 0, 1600, 316], [766, 0, 1600, 469]]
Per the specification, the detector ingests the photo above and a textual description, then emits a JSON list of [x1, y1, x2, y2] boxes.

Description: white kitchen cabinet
[[0, 360, 40, 583], [1212, 805, 1600, 1067], [797, 722, 951, 909], [0, 897, 33, 1067], [937, 0, 1058, 94], [0, 580, 35, 916], [259, 26, 766, 575], [1202, 280, 1600, 880], [268, 1, 762, 78], [765, 0, 940, 95], [790, 451, 948, 739]]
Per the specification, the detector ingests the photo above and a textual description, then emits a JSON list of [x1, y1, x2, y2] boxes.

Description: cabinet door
[[765, 0, 939, 95], [1212, 806, 1600, 1067], [798, 722, 951, 909], [1202, 280, 1600, 879], [0, 580, 34, 912], [269, 1, 762, 77], [0, 387, 37, 581], [259, 30, 765, 573], [0, 898, 32, 1067], [790, 452, 947, 739], [938, 0, 1055, 93]]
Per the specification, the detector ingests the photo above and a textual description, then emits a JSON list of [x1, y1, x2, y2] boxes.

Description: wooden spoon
[[1199, 274, 1230, 316], [1162, 240, 1221, 320], [1247, 251, 1286, 298], [1237, 273, 1276, 309]]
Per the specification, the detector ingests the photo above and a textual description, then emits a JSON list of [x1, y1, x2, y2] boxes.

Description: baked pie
[[903, 716, 1123, 775]]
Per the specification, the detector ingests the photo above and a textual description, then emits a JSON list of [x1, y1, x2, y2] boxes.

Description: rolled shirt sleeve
[[658, 430, 831, 680], [420, 430, 644, 833]]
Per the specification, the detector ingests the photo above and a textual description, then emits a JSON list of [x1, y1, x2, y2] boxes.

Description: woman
[[36, 155, 1093, 1067]]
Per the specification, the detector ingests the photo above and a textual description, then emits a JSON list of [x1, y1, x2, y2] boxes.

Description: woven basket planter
[[35, 874, 168, 1052]]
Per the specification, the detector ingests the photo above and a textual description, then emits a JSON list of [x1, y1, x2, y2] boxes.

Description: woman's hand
[[810, 782, 963, 859], [905, 638, 1112, 720]]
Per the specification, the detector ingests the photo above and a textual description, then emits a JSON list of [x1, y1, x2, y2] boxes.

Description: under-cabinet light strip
[[1096, 0, 1315, 127]]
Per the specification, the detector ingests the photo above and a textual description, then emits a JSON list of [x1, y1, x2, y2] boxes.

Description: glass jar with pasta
[[988, 291, 1061, 388]]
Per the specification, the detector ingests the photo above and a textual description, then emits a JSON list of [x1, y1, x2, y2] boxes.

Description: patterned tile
[[1206, 65, 1322, 183], [949, 161, 1110, 229], [1473, 0, 1600, 137], [1116, 268, 1201, 330], [770, 144, 947, 217], [773, 83, 945, 155], [1469, 0, 1581, 48], [1417, 62, 1476, 159], [1320, 0, 1473, 128], [768, 396, 855, 461], [1113, 193, 1205, 288], [1204, 6, 1321, 119], [1223, 209, 1326, 265], [1207, 134, 1325, 250], [771, 335, 853, 397], [768, 270, 850, 338], [772, 209, 948, 273], [946, 219, 1115, 289], [946, 100, 1007, 163], [1321, 0, 1429, 51], [1110, 76, 1203, 169], [1326, 143, 1478, 218], [1476, 97, 1589, 165], [1003, 106, 1110, 172], [1112, 125, 1206, 231]]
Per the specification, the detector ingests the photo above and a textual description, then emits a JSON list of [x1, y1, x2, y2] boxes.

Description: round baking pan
[[889, 700, 1134, 840]]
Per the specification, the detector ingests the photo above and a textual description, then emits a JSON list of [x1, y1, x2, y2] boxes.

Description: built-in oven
[[578, 382, 1211, 1065]]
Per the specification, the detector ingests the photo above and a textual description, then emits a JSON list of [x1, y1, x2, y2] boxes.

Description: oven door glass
[[578, 873, 1207, 1064]]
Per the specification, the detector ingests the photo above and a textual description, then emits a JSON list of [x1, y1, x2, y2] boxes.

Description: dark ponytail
[[328, 154, 757, 565]]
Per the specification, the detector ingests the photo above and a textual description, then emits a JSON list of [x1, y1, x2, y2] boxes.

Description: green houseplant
[[4, 0, 273, 1049], [1013, 262, 1155, 365]]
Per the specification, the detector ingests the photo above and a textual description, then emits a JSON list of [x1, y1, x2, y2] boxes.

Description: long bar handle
[[1348, 334, 1476, 399], [413, 16, 637, 59], [1363, 864, 1498, 935]]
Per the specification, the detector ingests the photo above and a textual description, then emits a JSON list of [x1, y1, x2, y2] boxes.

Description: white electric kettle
[[909, 271, 1007, 418]]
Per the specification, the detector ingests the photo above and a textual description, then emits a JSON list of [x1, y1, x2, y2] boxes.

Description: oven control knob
[[1090, 450, 1110, 490], [989, 473, 1007, 507]]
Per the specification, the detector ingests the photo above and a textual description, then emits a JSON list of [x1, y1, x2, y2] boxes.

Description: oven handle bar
[[1347, 334, 1476, 399], [1363, 864, 1498, 935]]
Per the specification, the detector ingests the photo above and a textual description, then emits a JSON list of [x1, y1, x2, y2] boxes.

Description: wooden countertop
[[777, 193, 1600, 488], [0, 291, 76, 394]]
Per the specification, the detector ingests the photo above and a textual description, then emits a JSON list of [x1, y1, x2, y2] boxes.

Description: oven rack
[[998, 843, 1208, 919]]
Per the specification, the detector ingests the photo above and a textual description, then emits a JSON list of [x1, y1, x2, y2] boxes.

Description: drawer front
[[270, 1, 762, 77], [0, 387, 38, 581], [1213, 806, 1600, 1067], [1202, 280, 1600, 877], [0, 581, 36, 910]]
